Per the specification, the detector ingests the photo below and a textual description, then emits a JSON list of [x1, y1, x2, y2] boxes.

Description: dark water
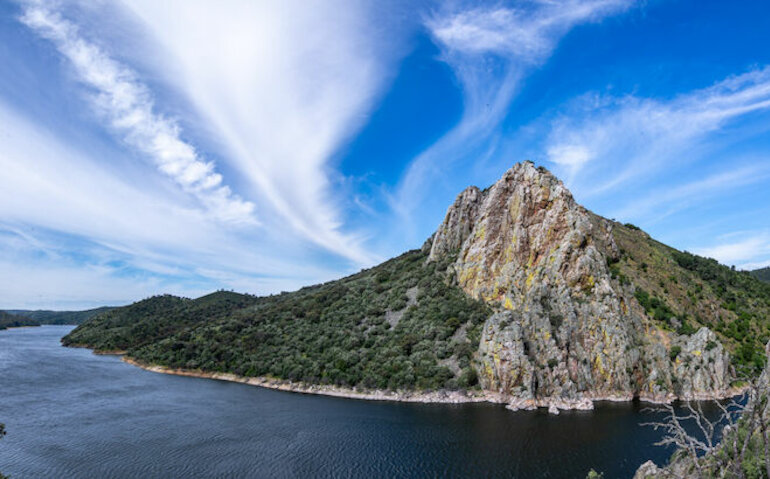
[[0, 326, 705, 478]]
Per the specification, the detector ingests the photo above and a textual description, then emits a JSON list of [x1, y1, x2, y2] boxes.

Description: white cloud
[[427, 1, 628, 60], [610, 163, 770, 222], [117, 0, 405, 264], [544, 67, 770, 194], [394, 0, 632, 226], [547, 144, 593, 176], [19, 3, 256, 225], [427, 7, 549, 58], [3, 0, 416, 307], [0, 100, 344, 308], [742, 260, 770, 271], [693, 232, 770, 268]]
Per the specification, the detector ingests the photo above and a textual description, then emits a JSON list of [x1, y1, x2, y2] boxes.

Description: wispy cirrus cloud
[[119, 0, 409, 264], [3, 0, 414, 307], [0, 98, 342, 308], [545, 67, 770, 192], [393, 0, 633, 222], [19, 3, 256, 225], [609, 163, 770, 223]]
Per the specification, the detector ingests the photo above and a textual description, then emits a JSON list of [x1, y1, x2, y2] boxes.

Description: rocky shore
[[118, 355, 744, 413], [121, 357, 501, 405]]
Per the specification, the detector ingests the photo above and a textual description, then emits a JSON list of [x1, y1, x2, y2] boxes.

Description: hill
[[63, 162, 770, 410], [751, 267, 770, 283], [0, 311, 39, 330], [65, 258, 491, 390], [8, 307, 115, 325]]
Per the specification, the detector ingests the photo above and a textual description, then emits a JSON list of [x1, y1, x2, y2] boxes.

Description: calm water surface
[[1, 326, 697, 478]]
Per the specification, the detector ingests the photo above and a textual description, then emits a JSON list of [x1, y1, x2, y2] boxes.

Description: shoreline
[[121, 357, 501, 404], [114, 355, 748, 412], [0, 324, 41, 330]]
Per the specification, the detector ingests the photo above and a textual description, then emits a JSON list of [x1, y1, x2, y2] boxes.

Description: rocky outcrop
[[633, 460, 663, 479], [429, 162, 735, 411]]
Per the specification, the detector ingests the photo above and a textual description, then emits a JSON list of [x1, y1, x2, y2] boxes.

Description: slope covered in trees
[[64, 251, 491, 390], [8, 307, 114, 325], [752, 267, 770, 284], [610, 222, 770, 375], [0, 310, 39, 330]]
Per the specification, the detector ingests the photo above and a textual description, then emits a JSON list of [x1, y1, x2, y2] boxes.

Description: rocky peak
[[428, 161, 735, 411], [429, 162, 576, 262], [428, 185, 482, 259], [430, 161, 603, 307]]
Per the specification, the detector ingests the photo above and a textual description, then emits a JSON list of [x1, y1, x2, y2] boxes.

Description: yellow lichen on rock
[[503, 297, 514, 310]]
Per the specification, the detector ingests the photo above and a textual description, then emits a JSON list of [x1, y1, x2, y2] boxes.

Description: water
[[0, 326, 705, 478]]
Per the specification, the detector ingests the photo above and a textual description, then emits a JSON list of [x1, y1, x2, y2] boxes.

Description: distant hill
[[7, 307, 114, 325], [751, 267, 770, 283], [0, 310, 39, 330], [63, 163, 770, 410]]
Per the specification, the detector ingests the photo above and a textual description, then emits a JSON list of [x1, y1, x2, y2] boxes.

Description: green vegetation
[[752, 267, 770, 284], [669, 346, 681, 360], [7, 307, 114, 325], [610, 221, 770, 376], [0, 307, 114, 330], [0, 310, 39, 330], [671, 251, 770, 374], [64, 250, 492, 391], [63, 293, 243, 352], [633, 288, 697, 336]]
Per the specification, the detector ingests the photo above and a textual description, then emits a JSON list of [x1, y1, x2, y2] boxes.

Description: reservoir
[[1, 326, 707, 478]]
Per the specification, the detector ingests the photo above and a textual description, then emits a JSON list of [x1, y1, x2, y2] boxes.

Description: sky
[[1, 0, 769, 309]]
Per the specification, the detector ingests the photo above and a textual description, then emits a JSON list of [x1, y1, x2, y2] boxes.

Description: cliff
[[427, 162, 735, 409]]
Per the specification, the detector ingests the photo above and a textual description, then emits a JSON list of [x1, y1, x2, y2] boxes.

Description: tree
[[641, 371, 770, 478]]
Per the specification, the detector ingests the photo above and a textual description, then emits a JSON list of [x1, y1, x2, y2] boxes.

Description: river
[[1, 325, 713, 478]]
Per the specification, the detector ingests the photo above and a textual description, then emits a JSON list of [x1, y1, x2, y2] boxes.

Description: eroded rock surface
[[428, 162, 734, 410]]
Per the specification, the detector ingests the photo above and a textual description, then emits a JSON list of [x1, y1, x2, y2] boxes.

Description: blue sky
[[2, 0, 770, 309]]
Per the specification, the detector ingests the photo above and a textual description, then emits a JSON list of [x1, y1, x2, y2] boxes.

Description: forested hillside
[[9, 307, 114, 325], [752, 267, 770, 284], [611, 221, 770, 375], [64, 251, 491, 390], [0, 311, 39, 330]]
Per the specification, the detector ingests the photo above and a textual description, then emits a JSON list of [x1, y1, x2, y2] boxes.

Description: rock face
[[428, 162, 734, 410]]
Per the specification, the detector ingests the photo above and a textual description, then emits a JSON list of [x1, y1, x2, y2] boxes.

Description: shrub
[[670, 346, 682, 360], [548, 358, 559, 369]]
